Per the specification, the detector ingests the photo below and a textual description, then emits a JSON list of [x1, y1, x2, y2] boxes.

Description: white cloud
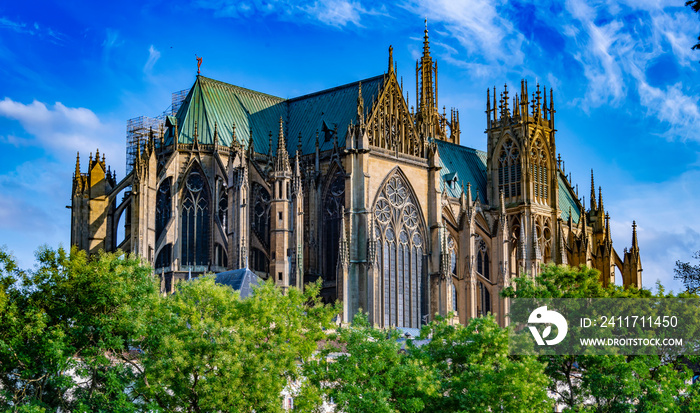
[[144, 45, 161, 73], [403, 0, 525, 66], [0, 16, 64, 42], [608, 168, 700, 292], [0, 98, 124, 172], [194, 0, 381, 27]]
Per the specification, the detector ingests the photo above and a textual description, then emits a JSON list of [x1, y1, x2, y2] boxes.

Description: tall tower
[[270, 117, 292, 291], [415, 20, 440, 139], [485, 81, 558, 274]]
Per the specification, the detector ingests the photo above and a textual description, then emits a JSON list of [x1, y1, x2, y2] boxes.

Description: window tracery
[[373, 172, 425, 328], [498, 138, 521, 199], [251, 182, 271, 248], [323, 170, 345, 290], [475, 235, 490, 281], [156, 178, 171, 241], [217, 179, 228, 234], [531, 138, 549, 204], [181, 170, 209, 268]]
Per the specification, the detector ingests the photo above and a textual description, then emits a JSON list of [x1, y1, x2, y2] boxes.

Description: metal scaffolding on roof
[[125, 89, 188, 175]]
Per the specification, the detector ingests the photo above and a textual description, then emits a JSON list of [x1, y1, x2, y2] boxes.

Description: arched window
[[156, 178, 171, 240], [323, 170, 345, 296], [447, 233, 458, 313], [531, 138, 549, 204], [217, 179, 228, 234], [373, 172, 425, 328], [251, 183, 271, 248], [478, 281, 491, 316], [498, 138, 521, 199], [181, 170, 209, 268], [475, 235, 490, 281]]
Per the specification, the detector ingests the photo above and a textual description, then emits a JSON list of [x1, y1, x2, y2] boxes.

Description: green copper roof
[[164, 74, 384, 156], [434, 139, 487, 203], [558, 173, 581, 224]]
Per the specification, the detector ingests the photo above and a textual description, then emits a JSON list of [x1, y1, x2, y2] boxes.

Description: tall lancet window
[[181, 170, 209, 268], [217, 179, 228, 234], [323, 170, 345, 295], [251, 183, 271, 248], [531, 138, 549, 204], [448, 233, 457, 313], [498, 138, 521, 199], [156, 178, 172, 241], [475, 235, 490, 281], [374, 172, 425, 328]]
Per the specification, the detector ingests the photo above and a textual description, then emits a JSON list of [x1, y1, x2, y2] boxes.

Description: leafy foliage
[[303, 312, 437, 413], [503, 264, 699, 412], [137, 277, 337, 412], [0, 246, 157, 412], [674, 250, 700, 294], [413, 315, 552, 413]]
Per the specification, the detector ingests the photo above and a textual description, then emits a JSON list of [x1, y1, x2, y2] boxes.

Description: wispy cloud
[[403, 0, 525, 67], [193, 0, 385, 28], [144, 45, 161, 74], [608, 168, 700, 292], [0, 16, 65, 42], [0, 98, 123, 168], [102, 29, 122, 64]]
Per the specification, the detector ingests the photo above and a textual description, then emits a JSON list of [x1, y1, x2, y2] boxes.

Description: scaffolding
[[125, 89, 189, 175]]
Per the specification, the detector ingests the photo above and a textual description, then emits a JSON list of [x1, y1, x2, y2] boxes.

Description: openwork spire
[[274, 117, 290, 173]]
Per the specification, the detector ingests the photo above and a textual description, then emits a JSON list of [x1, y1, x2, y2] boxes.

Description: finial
[[95, 148, 100, 161], [598, 186, 604, 211], [75, 152, 80, 176], [631, 220, 638, 250], [388, 45, 394, 73], [466, 181, 472, 205], [195, 55, 203, 75], [297, 131, 302, 154], [232, 122, 237, 145], [590, 169, 597, 211], [269, 130, 273, 154]]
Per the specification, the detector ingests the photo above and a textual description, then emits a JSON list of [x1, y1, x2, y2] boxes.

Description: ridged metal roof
[[558, 173, 581, 224], [434, 139, 487, 203], [164, 75, 384, 157], [286, 75, 384, 156]]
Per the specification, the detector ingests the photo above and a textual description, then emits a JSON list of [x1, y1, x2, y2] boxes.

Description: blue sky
[[1, 0, 699, 291]]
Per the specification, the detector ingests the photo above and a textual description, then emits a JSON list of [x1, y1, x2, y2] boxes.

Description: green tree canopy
[[0, 246, 158, 412], [413, 315, 552, 413], [136, 277, 337, 412], [302, 311, 438, 413], [503, 264, 699, 412]]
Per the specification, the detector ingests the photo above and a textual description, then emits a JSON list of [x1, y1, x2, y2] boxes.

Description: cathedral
[[70, 26, 642, 328]]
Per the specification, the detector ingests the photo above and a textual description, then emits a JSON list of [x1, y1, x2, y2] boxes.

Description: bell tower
[[485, 81, 559, 274]]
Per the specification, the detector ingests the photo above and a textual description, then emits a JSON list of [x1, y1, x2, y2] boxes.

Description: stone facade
[[70, 27, 642, 328]]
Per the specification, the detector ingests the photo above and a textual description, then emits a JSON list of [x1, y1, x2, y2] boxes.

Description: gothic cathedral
[[70, 27, 642, 328]]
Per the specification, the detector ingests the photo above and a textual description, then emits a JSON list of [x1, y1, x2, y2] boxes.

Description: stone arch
[[180, 161, 212, 270], [495, 133, 522, 201], [372, 167, 427, 328], [321, 161, 346, 293]]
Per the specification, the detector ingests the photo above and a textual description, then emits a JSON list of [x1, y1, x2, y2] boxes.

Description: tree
[[136, 277, 337, 412], [0, 246, 158, 412], [688, 1, 700, 50], [413, 315, 552, 413], [302, 312, 438, 413], [674, 250, 700, 294], [503, 264, 698, 412]]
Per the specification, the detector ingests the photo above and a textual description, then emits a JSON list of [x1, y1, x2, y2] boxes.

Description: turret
[[270, 117, 292, 291]]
